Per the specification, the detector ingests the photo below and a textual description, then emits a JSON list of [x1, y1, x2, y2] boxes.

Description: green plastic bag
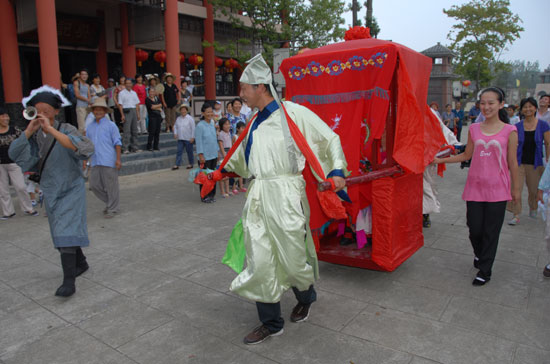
[[222, 219, 246, 273]]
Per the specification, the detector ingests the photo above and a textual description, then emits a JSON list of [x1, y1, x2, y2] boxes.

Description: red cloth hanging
[[280, 104, 347, 220]]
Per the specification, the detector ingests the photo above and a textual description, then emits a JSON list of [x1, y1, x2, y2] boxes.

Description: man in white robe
[[223, 54, 347, 344]]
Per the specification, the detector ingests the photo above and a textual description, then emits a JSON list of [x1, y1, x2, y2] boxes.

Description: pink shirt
[[133, 84, 147, 104], [463, 123, 516, 202]]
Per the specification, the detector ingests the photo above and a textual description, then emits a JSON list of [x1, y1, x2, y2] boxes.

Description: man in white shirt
[[184, 76, 194, 96], [117, 79, 141, 153], [537, 93, 550, 123], [172, 104, 195, 170]]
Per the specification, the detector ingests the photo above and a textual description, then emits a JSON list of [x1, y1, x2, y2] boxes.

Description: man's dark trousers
[[256, 285, 317, 332]]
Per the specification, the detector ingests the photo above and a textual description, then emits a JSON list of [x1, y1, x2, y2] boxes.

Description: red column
[[35, 0, 60, 88], [165, 0, 180, 83], [0, 0, 23, 102], [96, 10, 108, 87], [203, 0, 216, 100], [178, 0, 186, 78], [120, 3, 136, 78]]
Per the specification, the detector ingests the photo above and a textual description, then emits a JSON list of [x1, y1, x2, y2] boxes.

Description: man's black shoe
[[290, 303, 311, 323], [243, 325, 283, 345]]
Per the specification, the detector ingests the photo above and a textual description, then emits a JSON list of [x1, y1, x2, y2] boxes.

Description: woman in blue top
[[226, 98, 247, 135], [195, 103, 219, 203], [508, 97, 550, 225]]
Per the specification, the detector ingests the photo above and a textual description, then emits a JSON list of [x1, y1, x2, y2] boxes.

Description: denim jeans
[[176, 140, 194, 166]]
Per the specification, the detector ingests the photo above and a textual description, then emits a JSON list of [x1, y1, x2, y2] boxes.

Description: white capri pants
[[0, 163, 33, 215]]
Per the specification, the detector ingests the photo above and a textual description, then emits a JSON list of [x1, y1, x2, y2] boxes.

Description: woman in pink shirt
[[133, 74, 148, 135], [435, 87, 520, 286]]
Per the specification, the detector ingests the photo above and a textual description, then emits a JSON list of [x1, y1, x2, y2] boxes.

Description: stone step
[[134, 137, 178, 149], [119, 155, 176, 176], [135, 132, 174, 143], [120, 147, 178, 162], [118, 132, 197, 175]]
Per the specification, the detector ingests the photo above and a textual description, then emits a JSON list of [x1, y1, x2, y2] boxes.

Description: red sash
[[199, 102, 346, 220]]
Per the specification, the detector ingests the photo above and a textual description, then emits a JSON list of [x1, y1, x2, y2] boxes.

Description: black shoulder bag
[[29, 123, 62, 184]]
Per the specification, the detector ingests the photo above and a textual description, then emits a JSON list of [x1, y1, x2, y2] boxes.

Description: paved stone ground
[[1, 159, 549, 364]]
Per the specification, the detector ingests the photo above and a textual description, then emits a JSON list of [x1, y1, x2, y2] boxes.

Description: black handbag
[[29, 123, 61, 183]]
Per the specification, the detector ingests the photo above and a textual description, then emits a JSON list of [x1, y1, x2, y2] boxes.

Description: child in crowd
[[435, 87, 519, 286], [218, 118, 232, 197], [24, 172, 41, 207], [231, 122, 247, 194], [213, 101, 223, 121], [172, 104, 195, 170]]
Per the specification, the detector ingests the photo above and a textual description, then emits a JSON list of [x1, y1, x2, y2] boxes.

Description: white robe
[[423, 110, 459, 214]]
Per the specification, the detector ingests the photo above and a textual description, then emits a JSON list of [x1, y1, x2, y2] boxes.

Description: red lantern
[[136, 49, 149, 67], [179, 52, 185, 63], [215, 57, 224, 70], [231, 58, 240, 70], [154, 50, 167, 67], [462, 80, 471, 87], [225, 58, 239, 72], [189, 54, 203, 69]]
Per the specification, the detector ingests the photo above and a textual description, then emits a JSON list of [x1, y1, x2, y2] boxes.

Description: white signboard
[[273, 48, 290, 88], [452, 81, 462, 98]]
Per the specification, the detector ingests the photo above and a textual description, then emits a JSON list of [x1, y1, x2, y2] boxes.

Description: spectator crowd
[[2, 75, 550, 301]]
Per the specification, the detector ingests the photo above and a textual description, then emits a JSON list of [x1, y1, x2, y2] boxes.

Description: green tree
[[364, 0, 380, 38], [296, 0, 346, 48], [492, 60, 541, 96], [209, 0, 345, 63], [443, 0, 524, 94]]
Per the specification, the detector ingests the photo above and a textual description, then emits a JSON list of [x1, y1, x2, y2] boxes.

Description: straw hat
[[164, 72, 174, 81], [179, 103, 190, 112], [87, 98, 113, 113]]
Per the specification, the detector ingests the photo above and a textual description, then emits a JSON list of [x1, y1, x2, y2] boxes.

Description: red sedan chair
[[280, 38, 445, 271]]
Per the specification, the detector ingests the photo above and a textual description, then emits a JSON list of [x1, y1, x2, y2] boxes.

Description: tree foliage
[[344, 0, 380, 38], [364, 16, 380, 38], [492, 60, 541, 91], [443, 0, 524, 93], [364, 0, 380, 38], [209, 0, 346, 64]]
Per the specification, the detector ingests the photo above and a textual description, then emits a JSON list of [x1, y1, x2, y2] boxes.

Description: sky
[[343, 0, 550, 71]]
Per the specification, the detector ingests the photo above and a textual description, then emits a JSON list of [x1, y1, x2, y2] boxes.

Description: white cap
[[239, 53, 272, 85]]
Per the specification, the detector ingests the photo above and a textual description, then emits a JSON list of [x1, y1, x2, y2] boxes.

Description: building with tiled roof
[[421, 42, 458, 108]]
